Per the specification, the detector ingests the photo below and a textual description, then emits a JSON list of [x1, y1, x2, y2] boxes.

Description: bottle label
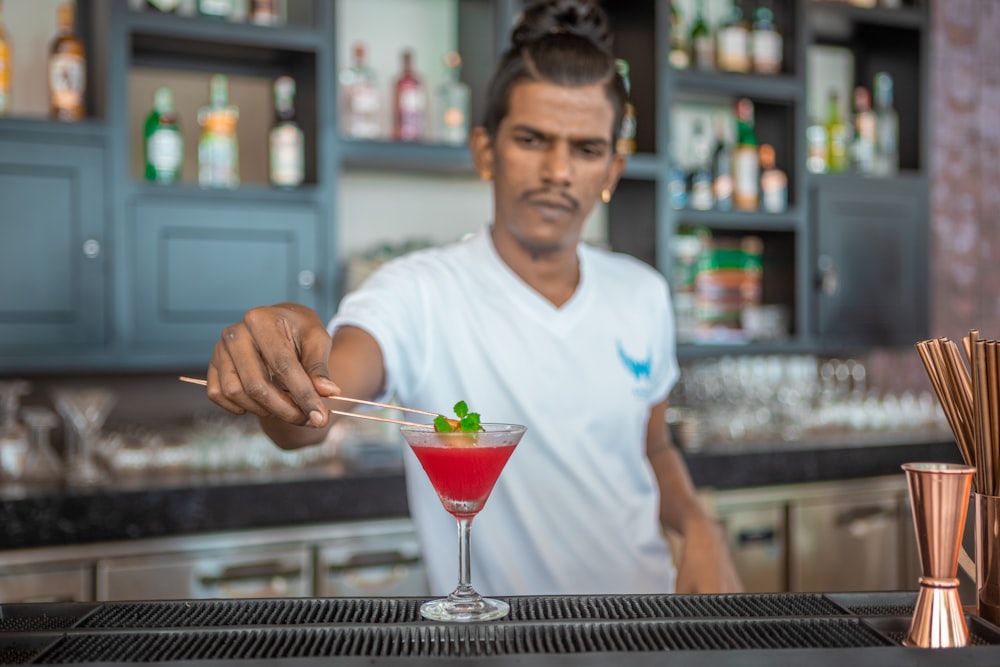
[[751, 31, 782, 74], [733, 147, 759, 210], [0, 43, 9, 113], [199, 0, 235, 17], [761, 173, 788, 213], [199, 134, 238, 188], [714, 174, 733, 209], [346, 84, 381, 139], [49, 53, 86, 117], [270, 124, 304, 187], [693, 37, 715, 70], [717, 28, 749, 73], [148, 128, 183, 176], [398, 86, 426, 140]]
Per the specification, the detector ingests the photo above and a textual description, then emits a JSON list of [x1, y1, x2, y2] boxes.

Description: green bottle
[[826, 90, 849, 173], [143, 87, 182, 184]]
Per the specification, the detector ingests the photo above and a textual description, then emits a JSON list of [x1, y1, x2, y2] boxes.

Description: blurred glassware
[[52, 387, 117, 486], [0, 379, 32, 484], [20, 405, 63, 483]]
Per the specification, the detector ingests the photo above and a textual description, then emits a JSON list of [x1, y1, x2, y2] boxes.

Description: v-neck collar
[[478, 225, 593, 334]]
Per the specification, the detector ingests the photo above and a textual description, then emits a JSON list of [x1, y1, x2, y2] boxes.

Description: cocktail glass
[[400, 423, 526, 622], [52, 387, 116, 486]]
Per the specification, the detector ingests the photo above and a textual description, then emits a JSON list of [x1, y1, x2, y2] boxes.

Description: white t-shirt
[[330, 225, 680, 595]]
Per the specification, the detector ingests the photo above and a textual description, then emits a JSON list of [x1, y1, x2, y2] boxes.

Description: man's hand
[[206, 303, 339, 429], [673, 514, 744, 594]]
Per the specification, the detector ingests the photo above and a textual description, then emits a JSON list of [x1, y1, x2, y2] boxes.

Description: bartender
[[205, 0, 742, 596]]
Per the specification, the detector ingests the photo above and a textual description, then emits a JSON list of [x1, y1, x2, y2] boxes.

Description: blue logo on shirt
[[617, 341, 653, 399]]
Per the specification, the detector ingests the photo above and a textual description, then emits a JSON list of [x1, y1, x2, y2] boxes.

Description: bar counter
[[3, 591, 1000, 666], [0, 433, 961, 550]]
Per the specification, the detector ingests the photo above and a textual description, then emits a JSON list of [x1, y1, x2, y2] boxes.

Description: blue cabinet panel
[[129, 198, 323, 356], [0, 138, 106, 355]]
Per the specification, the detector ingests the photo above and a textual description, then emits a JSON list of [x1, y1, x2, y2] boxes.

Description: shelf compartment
[[125, 12, 325, 60], [340, 139, 474, 174], [808, 2, 928, 36], [673, 209, 802, 232], [672, 71, 802, 104], [622, 153, 662, 180]]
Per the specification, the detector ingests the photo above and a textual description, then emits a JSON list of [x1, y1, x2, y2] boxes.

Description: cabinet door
[[129, 198, 324, 357], [0, 563, 92, 603], [716, 502, 787, 593], [812, 177, 929, 346], [0, 138, 107, 356], [97, 544, 312, 601], [316, 523, 427, 598], [790, 491, 904, 592]]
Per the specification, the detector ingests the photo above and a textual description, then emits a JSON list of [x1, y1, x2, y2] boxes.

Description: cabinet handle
[[297, 270, 316, 289], [198, 561, 302, 587], [816, 254, 839, 296], [736, 527, 777, 546], [82, 239, 101, 259], [326, 550, 421, 573]]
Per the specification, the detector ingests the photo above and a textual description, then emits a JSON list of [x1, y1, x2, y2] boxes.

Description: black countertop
[[4, 591, 1000, 666], [0, 433, 962, 551]]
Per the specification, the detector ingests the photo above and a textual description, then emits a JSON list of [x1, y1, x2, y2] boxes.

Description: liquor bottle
[[826, 90, 849, 173], [759, 144, 787, 213], [716, 0, 750, 74], [197, 74, 239, 188], [339, 42, 382, 140], [198, 0, 236, 20], [392, 49, 427, 142], [872, 71, 899, 176], [48, 2, 87, 122], [688, 0, 714, 71], [435, 52, 470, 145], [251, 0, 284, 26], [0, 0, 10, 116], [688, 119, 714, 211], [143, 87, 183, 185], [851, 86, 876, 175], [711, 113, 733, 211], [269, 75, 304, 188], [750, 0, 782, 74], [615, 58, 637, 155], [668, 2, 690, 70], [805, 117, 827, 174], [732, 98, 760, 211]]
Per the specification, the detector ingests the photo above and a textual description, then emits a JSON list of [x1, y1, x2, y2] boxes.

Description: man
[[207, 0, 741, 596]]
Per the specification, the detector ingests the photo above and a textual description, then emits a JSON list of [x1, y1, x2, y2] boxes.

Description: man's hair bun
[[511, 0, 613, 55]]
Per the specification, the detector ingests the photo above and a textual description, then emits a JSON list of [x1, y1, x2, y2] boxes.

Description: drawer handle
[[326, 550, 420, 573], [199, 562, 302, 586], [736, 528, 777, 546]]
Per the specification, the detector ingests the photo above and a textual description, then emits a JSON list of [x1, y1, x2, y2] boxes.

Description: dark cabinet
[[0, 130, 109, 369], [127, 196, 324, 359], [811, 176, 928, 347]]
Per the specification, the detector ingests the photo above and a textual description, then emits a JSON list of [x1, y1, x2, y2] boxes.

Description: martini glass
[[400, 422, 526, 622]]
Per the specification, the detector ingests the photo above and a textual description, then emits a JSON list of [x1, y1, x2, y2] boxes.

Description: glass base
[[419, 595, 509, 622]]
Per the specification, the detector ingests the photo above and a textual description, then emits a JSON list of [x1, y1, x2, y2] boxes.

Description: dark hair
[[481, 0, 627, 144]]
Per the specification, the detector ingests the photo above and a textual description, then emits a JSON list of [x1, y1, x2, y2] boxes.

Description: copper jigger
[[901, 462, 976, 648]]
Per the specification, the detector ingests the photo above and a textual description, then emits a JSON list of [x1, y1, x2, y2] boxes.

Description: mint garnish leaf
[[434, 415, 456, 432]]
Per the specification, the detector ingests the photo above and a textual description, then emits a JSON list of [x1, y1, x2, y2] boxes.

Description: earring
[[480, 169, 492, 181], [601, 188, 612, 204]]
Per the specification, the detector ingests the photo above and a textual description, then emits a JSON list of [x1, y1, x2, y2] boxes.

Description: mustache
[[522, 188, 580, 212]]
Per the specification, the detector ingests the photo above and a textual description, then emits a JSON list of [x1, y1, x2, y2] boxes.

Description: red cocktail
[[401, 423, 526, 622]]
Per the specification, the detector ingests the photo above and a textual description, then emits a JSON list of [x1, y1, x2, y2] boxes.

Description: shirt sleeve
[[327, 254, 431, 403]]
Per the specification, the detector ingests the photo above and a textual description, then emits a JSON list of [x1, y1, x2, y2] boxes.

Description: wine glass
[[52, 387, 117, 486], [400, 422, 526, 622]]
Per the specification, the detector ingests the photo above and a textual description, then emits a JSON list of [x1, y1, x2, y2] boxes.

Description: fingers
[[204, 304, 346, 428], [243, 306, 334, 426]]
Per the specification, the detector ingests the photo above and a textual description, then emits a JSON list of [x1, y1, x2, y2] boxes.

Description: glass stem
[[451, 515, 479, 602]]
